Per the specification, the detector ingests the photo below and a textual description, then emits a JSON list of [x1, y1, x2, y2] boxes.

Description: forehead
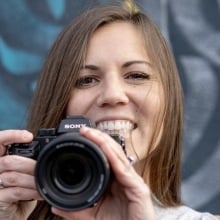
[[85, 21, 150, 65], [90, 21, 144, 46]]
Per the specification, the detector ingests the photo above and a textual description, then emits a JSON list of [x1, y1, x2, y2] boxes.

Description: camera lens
[[55, 155, 88, 186], [35, 133, 110, 211], [52, 152, 92, 194], [56, 157, 85, 186]]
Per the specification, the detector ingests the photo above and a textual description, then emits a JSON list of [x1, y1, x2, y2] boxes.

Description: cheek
[[137, 85, 163, 121], [137, 95, 161, 143], [66, 91, 93, 116], [133, 85, 163, 153], [66, 97, 81, 115]]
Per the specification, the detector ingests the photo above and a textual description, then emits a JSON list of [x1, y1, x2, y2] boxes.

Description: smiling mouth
[[96, 120, 135, 135]]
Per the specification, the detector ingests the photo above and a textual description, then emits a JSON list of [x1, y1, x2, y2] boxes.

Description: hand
[[52, 127, 156, 220], [0, 130, 42, 220]]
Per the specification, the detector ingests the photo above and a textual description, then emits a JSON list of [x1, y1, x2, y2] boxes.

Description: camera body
[[7, 115, 124, 211], [7, 115, 94, 160]]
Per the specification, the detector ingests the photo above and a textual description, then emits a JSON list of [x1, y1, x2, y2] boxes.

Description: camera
[[7, 115, 125, 211]]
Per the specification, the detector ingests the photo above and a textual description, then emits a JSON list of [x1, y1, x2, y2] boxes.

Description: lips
[[96, 120, 135, 135]]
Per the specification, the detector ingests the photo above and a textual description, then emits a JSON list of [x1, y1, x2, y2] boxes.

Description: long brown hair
[[27, 2, 183, 219]]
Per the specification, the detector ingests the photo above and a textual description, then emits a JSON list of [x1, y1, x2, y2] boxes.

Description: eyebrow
[[82, 60, 151, 70], [122, 60, 151, 68], [82, 64, 99, 70]]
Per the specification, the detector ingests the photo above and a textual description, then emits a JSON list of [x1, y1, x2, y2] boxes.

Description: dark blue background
[[0, 0, 219, 214]]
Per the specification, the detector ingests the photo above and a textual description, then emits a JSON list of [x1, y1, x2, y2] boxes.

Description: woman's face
[[66, 21, 163, 164]]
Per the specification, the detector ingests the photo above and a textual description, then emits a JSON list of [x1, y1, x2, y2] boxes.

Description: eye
[[75, 75, 99, 88], [125, 72, 150, 81]]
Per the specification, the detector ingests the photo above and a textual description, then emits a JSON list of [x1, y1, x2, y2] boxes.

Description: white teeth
[[115, 121, 122, 130], [96, 120, 134, 133], [108, 121, 114, 130]]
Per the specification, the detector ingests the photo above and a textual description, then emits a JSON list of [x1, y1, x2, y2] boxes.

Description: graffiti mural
[[0, 0, 219, 214]]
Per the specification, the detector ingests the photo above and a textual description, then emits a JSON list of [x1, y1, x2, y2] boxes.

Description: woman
[[0, 3, 218, 220]]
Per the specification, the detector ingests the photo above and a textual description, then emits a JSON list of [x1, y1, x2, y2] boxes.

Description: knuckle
[[142, 184, 151, 197], [13, 187, 24, 198], [135, 177, 151, 197], [6, 172, 18, 185], [0, 156, 12, 169]]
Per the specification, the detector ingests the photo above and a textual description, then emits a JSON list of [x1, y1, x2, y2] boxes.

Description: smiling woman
[[66, 21, 163, 167], [0, 2, 218, 220]]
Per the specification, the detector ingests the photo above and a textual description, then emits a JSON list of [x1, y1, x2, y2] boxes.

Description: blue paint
[[47, 0, 65, 19], [0, 38, 43, 74]]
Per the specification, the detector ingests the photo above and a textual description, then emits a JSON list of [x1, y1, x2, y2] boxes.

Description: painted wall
[[0, 0, 219, 214]]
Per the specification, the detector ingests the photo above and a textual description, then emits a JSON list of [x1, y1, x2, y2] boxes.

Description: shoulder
[[153, 199, 216, 220]]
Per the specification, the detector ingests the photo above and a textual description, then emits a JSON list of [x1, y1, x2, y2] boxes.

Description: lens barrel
[[35, 133, 110, 211]]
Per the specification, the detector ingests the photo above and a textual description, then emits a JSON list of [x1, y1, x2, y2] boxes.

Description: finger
[[80, 127, 130, 165], [0, 172, 36, 189], [80, 127, 126, 159], [80, 127, 135, 183], [0, 130, 33, 146], [0, 130, 33, 156], [80, 127, 152, 203], [0, 155, 36, 174], [0, 187, 42, 203]]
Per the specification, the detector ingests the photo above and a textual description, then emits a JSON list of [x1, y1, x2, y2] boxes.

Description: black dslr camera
[[7, 115, 125, 211]]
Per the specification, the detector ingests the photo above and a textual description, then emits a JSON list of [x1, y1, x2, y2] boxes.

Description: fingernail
[[22, 131, 33, 140], [80, 126, 90, 132]]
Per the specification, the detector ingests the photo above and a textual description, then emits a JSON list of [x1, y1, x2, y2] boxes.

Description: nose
[[97, 75, 129, 107]]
